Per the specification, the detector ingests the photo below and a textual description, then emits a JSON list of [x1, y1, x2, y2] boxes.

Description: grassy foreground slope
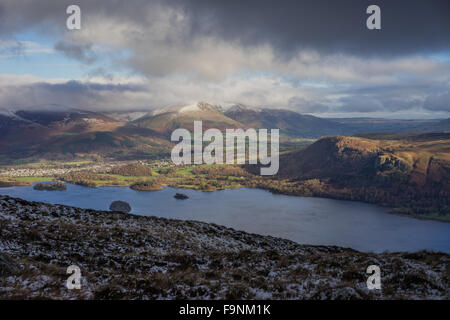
[[0, 195, 448, 299], [278, 133, 450, 219]]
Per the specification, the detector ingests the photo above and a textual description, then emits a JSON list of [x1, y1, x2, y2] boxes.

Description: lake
[[1, 184, 449, 253]]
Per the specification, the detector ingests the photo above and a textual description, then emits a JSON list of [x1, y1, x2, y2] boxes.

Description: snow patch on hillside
[[178, 104, 200, 113]]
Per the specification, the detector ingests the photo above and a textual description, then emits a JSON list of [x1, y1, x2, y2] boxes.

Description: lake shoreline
[[1, 184, 449, 253], [2, 178, 448, 223]]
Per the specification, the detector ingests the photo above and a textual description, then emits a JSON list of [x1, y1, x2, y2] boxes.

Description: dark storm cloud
[[424, 91, 450, 112], [36, 80, 144, 93], [178, 0, 450, 56], [1, 0, 449, 57], [0, 0, 160, 34], [288, 96, 330, 113], [0, 80, 146, 110]]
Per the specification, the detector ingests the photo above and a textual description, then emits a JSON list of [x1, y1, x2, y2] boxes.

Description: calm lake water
[[1, 184, 449, 253]]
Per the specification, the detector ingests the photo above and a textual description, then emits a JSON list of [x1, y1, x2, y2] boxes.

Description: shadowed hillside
[[224, 105, 350, 138], [329, 118, 445, 134], [0, 109, 172, 163], [1, 104, 449, 165], [278, 133, 450, 217]]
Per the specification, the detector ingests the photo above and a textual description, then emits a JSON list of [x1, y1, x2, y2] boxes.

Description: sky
[[0, 0, 449, 119]]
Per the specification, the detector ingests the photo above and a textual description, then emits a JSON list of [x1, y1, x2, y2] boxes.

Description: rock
[[109, 201, 131, 213], [174, 193, 189, 200], [0, 253, 20, 276]]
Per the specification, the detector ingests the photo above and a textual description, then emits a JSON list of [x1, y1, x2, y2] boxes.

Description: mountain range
[[124, 103, 449, 138], [0, 102, 449, 163], [0, 108, 170, 163]]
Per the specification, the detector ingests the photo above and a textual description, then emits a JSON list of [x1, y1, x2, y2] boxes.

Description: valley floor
[[0, 195, 448, 299]]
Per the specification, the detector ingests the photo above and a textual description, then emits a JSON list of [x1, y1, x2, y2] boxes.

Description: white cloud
[[44, 4, 450, 85], [57, 12, 450, 85], [1, 72, 449, 119]]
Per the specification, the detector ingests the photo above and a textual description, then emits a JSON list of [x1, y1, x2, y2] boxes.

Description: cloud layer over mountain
[[0, 0, 449, 117]]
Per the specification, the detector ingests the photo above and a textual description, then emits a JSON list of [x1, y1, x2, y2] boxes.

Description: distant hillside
[[330, 117, 448, 134], [279, 136, 381, 179], [135, 102, 353, 138], [134, 102, 242, 136], [1, 103, 450, 164], [0, 108, 123, 137], [35, 128, 171, 161], [0, 108, 171, 163], [225, 105, 350, 138], [421, 118, 450, 133], [105, 111, 148, 122], [15, 109, 119, 128], [278, 133, 450, 217], [0, 111, 44, 146]]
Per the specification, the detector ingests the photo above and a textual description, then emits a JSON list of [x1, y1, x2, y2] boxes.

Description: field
[[0, 162, 249, 191]]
